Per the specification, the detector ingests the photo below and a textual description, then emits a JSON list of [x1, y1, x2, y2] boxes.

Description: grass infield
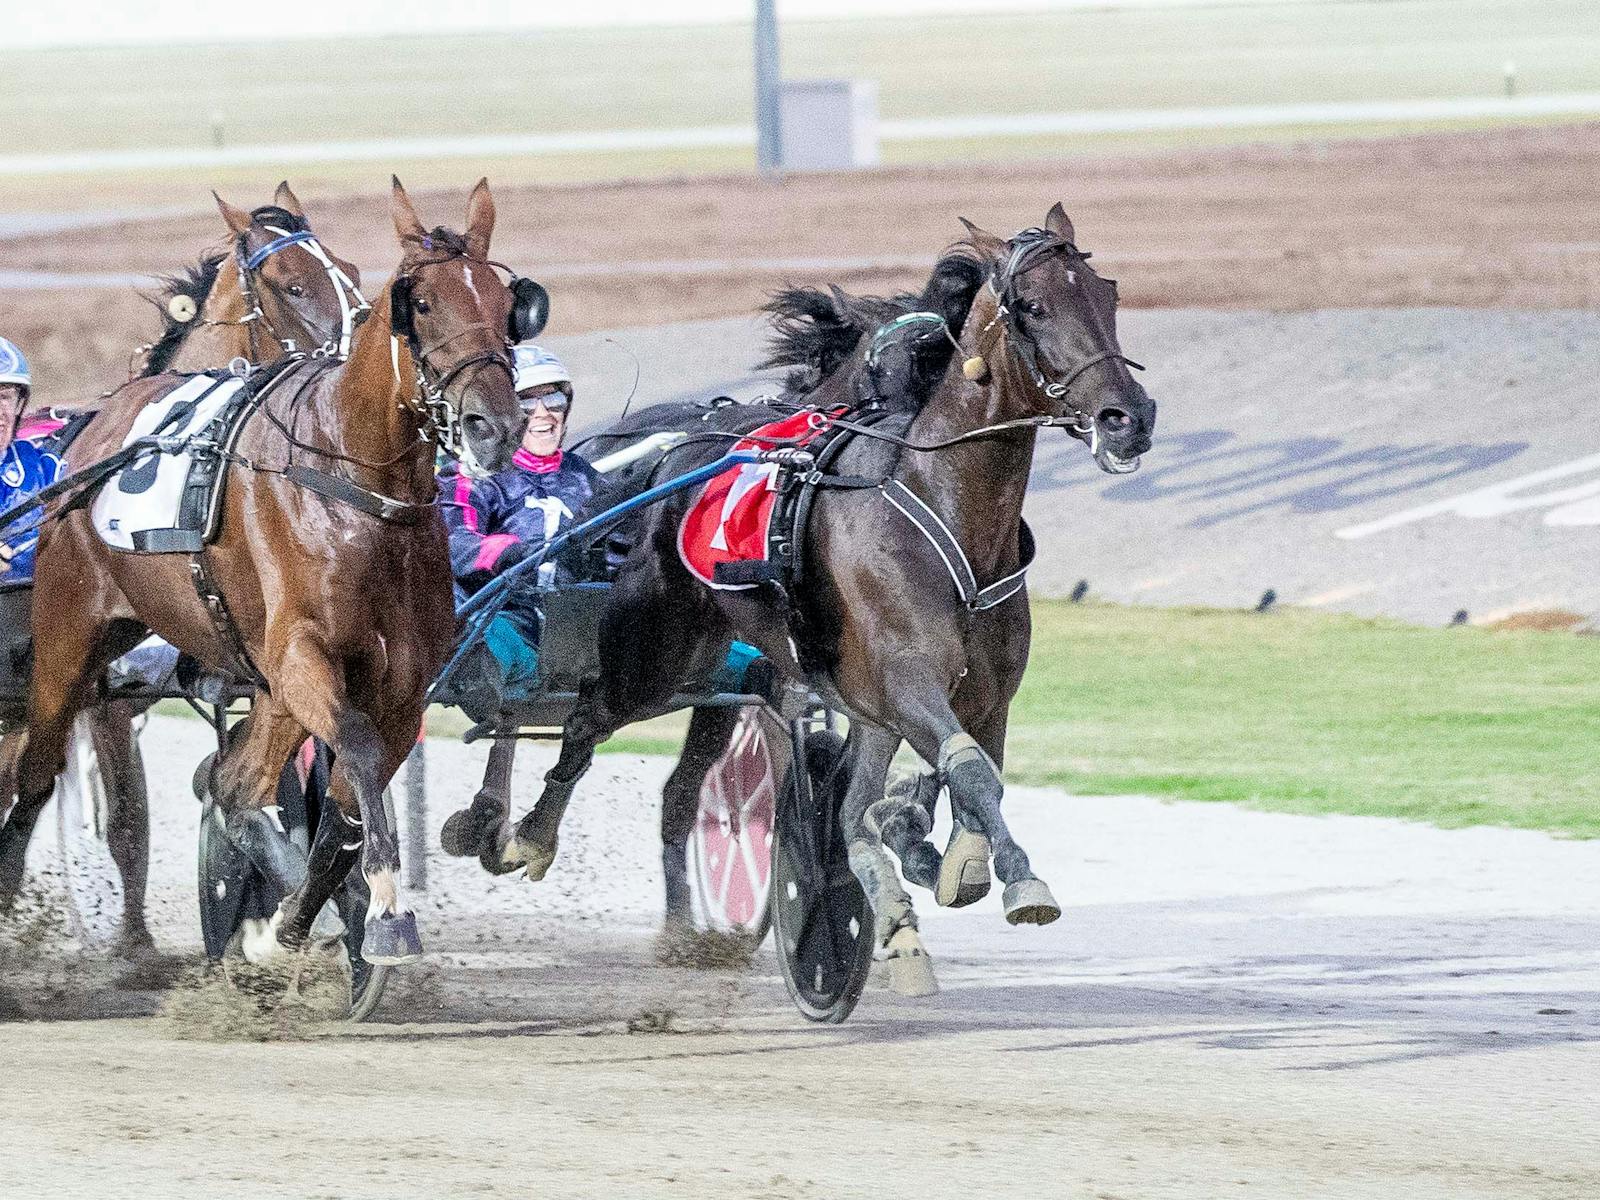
[[594, 602, 1600, 839], [157, 602, 1600, 837], [1006, 602, 1600, 838]]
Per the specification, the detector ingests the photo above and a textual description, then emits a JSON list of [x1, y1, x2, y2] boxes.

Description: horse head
[[960, 204, 1155, 474], [386, 177, 529, 475], [143, 182, 366, 376], [212, 182, 368, 361]]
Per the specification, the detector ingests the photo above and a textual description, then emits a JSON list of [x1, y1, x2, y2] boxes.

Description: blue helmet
[[0, 337, 29, 390]]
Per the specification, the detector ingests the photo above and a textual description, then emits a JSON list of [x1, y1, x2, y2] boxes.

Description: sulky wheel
[[687, 709, 777, 941], [770, 726, 875, 1024]]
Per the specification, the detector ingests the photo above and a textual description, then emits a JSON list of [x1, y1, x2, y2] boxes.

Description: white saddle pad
[[92, 373, 247, 552]]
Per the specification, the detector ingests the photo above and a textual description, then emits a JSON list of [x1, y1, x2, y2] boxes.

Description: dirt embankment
[[2, 122, 1598, 407]]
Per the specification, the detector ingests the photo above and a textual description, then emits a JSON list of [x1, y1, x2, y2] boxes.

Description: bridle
[[978, 228, 1144, 424], [388, 253, 518, 463], [231, 223, 370, 366]]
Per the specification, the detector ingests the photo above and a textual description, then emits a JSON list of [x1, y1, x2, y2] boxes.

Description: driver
[[0, 337, 62, 581], [441, 343, 600, 714]]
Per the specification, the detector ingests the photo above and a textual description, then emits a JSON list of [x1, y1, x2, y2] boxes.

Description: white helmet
[[512, 343, 571, 394], [0, 337, 30, 390]]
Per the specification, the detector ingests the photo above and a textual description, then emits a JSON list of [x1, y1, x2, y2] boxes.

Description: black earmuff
[[389, 276, 414, 340], [508, 277, 550, 343]]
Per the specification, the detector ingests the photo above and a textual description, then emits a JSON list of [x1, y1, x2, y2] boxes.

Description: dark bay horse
[[497, 205, 1155, 991], [535, 250, 991, 942], [0, 183, 365, 954], [3, 179, 529, 965]]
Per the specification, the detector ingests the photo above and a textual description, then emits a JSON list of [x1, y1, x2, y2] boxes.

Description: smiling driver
[[440, 343, 600, 714]]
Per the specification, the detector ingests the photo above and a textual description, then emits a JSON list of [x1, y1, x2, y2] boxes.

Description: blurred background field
[[1, 0, 1597, 207]]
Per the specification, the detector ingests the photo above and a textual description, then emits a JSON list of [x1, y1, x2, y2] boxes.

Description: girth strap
[[879, 480, 1034, 612], [189, 548, 268, 690]]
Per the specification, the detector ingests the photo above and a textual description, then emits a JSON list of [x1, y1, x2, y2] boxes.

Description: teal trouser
[[481, 620, 762, 698]]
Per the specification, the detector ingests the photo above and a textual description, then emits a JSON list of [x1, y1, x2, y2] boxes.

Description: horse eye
[[414, 298, 431, 314], [1019, 300, 1047, 318], [287, 284, 304, 298]]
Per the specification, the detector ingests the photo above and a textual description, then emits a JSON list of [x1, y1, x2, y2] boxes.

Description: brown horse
[[2, 179, 529, 965], [493, 205, 1155, 992], [0, 182, 365, 954]]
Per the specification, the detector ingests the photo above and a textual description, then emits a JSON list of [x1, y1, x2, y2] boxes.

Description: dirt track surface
[[3, 122, 1600, 407], [3, 717, 1598, 1198]]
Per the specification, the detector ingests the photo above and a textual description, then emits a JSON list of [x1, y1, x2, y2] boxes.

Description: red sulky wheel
[[687, 708, 778, 941]]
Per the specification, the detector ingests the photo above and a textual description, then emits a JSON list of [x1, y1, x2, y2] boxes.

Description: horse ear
[[1045, 202, 1075, 243], [464, 177, 495, 259], [959, 217, 1007, 263], [390, 176, 427, 246], [213, 191, 252, 239], [274, 180, 306, 220]]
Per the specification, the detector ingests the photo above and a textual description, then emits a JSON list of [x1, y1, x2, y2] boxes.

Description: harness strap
[[189, 549, 267, 690], [879, 480, 1033, 612], [282, 464, 420, 524], [243, 230, 317, 270]]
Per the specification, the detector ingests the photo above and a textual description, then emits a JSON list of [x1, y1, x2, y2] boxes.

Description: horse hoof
[[884, 927, 939, 998], [362, 911, 424, 965], [936, 825, 992, 908], [439, 808, 479, 857], [504, 836, 558, 882], [1002, 878, 1061, 926]]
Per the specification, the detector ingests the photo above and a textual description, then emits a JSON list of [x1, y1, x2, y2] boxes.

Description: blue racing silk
[[0, 438, 63, 580]]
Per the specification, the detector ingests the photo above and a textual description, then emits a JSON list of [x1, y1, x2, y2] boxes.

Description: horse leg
[[278, 715, 417, 966], [660, 704, 739, 936], [838, 720, 938, 997], [272, 627, 421, 963], [504, 566, 709, 882], [439, 736, 520, 875], [890, 674, 1058, 926], [958, 706, 1058, 925], [212, 700, 313, 909], [875, 767, 947, 897], [1, 614, 141, 912], [89, 701, 154, 955]]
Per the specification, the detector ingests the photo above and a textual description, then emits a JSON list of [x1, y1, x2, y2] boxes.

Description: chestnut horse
[[0, 182, 365, 954], [495, 206, 1155, 992], [2, 180, 529, 965]]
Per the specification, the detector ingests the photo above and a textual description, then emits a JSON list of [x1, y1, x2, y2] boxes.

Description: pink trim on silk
[[453, 474, 480, 533], [513, 447, 563, 474], [475, 533, 518, 572]]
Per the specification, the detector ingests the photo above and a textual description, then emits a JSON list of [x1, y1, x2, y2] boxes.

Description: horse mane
[[759, 249, 986, 408], [140, 251, 226, 376], [402, 225, 471, 258]]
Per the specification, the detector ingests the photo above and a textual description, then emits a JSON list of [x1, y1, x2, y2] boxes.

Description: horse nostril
[[1098, 407, 1132, 431]]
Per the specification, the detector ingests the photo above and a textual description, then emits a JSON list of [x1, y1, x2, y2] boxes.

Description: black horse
[[496, 205, 1154, 992]]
